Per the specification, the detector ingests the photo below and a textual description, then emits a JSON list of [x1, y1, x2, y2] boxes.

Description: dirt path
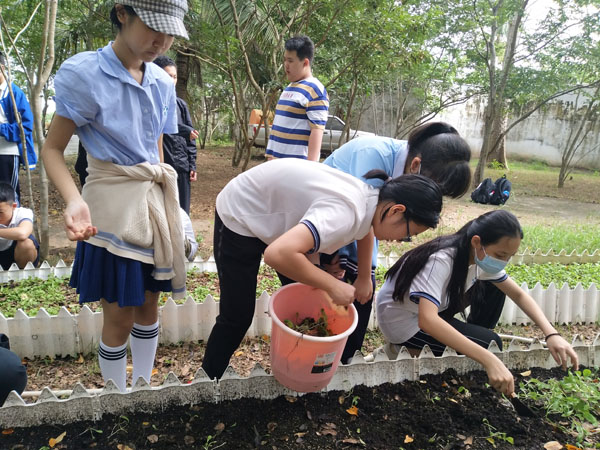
[[41, 148, 600, 264]]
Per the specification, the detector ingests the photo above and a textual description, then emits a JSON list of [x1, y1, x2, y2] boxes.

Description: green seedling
[[283, 309, 333, 336], [482, 418, 514, 447], [519, 368, 600, 443]]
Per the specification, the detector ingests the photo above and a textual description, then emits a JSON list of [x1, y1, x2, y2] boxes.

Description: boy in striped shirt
[[266, 35, 329, 161]]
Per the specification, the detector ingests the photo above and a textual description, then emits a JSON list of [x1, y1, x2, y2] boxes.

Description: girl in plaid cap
[[42, 2, 188, 392]]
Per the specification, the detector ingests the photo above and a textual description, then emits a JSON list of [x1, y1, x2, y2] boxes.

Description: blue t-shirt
[[54, 42, 178, 166], [323, 136, 409, 268]]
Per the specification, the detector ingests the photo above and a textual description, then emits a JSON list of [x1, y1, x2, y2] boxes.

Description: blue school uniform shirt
[[54, 42, 178, 166], [322, 136, 409, 269]]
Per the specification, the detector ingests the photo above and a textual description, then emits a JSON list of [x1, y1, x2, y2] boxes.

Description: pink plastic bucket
[[268, 283, 358, 392]]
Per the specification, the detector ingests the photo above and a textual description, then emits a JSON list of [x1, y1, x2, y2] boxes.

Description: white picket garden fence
[[1, 281, 598, 360], [1, 248, 599, 284]]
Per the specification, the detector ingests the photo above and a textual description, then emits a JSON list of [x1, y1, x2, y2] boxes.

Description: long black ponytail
[[386, 210, 523, 317]]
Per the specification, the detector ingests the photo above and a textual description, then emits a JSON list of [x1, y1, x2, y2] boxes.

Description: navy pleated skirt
[[70, 242, 172, 307]]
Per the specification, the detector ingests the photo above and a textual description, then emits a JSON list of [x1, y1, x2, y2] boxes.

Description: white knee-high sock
[[130, 321, 159, 385], [98, 340, 128, 392]]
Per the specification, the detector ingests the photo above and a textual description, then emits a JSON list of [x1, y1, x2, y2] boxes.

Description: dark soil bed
[[2, 367, 592, 450]]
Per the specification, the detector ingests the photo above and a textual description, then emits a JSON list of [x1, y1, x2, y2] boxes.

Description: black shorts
[[0, 234, 40, 270]]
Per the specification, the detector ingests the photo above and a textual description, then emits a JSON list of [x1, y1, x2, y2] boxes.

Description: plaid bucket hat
[[120, 1, 189, 39]]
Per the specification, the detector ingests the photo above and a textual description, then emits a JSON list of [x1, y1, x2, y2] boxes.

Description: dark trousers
[[201, 213, 267, 380], [0, 340, 27, 405], [400, 281, 506, 356], [0, 154, 20, 205], [278, 266, 375, 364], [340, 271, 375, 364], [176, 171, 191, 214]]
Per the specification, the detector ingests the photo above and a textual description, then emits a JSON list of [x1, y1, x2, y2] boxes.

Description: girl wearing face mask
[[376, 210, 578, 396]]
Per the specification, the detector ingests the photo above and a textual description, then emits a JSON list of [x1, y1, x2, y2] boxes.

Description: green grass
[[471, 157, 600, 204], [381, 222, 600, 258], [520, 224, 600, 253], [506, 262, 600, 288], [1, 261, 598, 318]]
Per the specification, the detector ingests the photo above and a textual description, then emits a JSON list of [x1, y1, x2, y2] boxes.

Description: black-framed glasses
[[400, 219, 412, 243]]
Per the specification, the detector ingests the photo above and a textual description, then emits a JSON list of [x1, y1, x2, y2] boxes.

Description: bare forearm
[[356, 229, 374, 280], [43, 146, 81, 203], [307, 128, 323, 161], [0, 225, 32, 241]]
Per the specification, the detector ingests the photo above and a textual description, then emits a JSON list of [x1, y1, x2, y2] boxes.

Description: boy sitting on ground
[[0, 182, 39, 269]]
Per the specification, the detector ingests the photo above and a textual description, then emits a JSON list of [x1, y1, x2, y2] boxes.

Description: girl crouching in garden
[[376, 210, 579, 395]]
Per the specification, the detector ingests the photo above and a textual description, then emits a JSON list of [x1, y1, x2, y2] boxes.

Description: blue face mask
[[475, 247, 508, 273]]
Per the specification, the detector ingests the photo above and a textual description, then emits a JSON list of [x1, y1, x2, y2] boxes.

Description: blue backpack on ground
[[471, 175, 511, 205], [489, 175, 511, 205]]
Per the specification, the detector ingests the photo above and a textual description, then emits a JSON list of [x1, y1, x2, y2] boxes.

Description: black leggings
[[400, 317, 503, 356], [202, 213, 267, 380], [400, 281, 506, 356]]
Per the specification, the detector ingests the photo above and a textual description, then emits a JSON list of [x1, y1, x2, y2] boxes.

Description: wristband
[[545, 332, 561, 340]]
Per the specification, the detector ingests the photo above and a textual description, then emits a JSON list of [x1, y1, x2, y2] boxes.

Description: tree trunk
[[176, 50, 190, 102], [486, 113, 508, 167], [30, 0, 58, 261]]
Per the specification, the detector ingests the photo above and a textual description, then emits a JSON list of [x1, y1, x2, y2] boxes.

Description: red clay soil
[[2, 367, 590, 450]]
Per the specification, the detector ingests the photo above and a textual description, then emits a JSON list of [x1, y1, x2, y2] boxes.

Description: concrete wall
[[437, 92, 600, 169], [355, 90, 600, 170]]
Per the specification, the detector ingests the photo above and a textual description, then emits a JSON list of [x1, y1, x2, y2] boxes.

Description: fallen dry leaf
[[346, 405, 359, 416], [457, 434, 466, 440], [142, 422, 150, 427], [441, 381, 449, 388], [341, 438, 362, 444], [404, 435, 414, 443], [285, 396, 297, 403], [49, 431, 66, 448], [448, 398, 459, 403], [151, 368, 158, 376], [117, 445, 134, 450], [419, 380, 427, 384], [181, 364, 191, 376], [464, 436, 474, 445], [267, 422, 277, 432], [76, 354, 85, 364], [184, 435, 195, 445], [294, 432, 307, 438], [544, 442, 563, 450], [321, 429, 337, 436], [214, 422, 225, 432], [338, 395, 345, 405], [2, 429, 14, 435], [234, 350, 244, 357], [520, 370, 532, 377], [126, 365, 133, 374], [147, 434, 158, 443], [565, 445, 582, 450]]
